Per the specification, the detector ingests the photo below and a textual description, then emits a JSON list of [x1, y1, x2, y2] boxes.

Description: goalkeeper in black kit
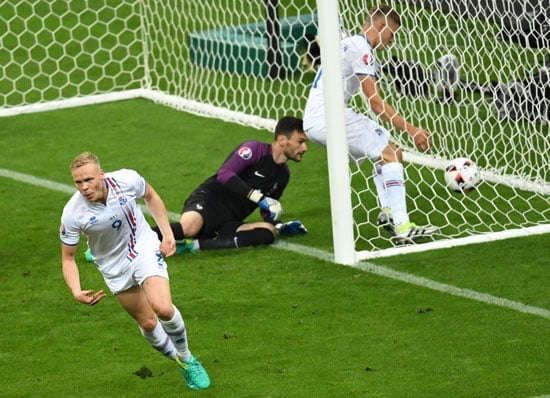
[[152, 116, 309, 253]]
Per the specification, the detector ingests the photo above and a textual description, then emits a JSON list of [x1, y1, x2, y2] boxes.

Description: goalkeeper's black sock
[[170, 222, 185, 240], [198, 228, 275, 250], [235, 228, 275, 247], [151, 222, 185, 241]]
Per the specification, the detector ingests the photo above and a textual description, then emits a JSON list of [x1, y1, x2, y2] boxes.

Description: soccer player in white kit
[[59, 152, 210, 390], [303, 5, 439, 243]]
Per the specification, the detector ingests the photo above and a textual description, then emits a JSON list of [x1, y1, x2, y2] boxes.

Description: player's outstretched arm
[[361, 75, 432, 152], [61, 243, 106, 306]]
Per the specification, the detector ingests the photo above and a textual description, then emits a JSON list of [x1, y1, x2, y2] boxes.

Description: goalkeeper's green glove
[[275, 220, 308, 235], [249, 189, 283, 222]]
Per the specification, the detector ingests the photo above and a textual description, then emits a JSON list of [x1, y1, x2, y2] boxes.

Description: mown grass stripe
[[3, 167, 549, 320]]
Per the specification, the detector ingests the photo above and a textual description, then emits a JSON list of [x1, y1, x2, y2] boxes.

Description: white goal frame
[[1, 0, 548, 264], [314, 1, 549, 263]]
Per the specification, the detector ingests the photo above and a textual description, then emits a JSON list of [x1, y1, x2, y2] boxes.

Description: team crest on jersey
[[89, 216, 98, 225], [238, 146, 253, 160], [362, 53, 372, 66]]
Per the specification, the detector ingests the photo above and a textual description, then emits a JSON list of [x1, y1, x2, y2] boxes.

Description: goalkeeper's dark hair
[[274, 116, 304, 139]]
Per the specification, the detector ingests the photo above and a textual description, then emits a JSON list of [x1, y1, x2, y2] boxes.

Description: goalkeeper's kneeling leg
[[234, 228, 275, 248], [198, 226, 276, 250]]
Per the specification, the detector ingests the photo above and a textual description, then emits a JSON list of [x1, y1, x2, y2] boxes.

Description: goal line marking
[[2, 167, 548, 320]]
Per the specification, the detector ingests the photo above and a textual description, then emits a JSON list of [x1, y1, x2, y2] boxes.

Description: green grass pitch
[[0, 100, 548, 397]]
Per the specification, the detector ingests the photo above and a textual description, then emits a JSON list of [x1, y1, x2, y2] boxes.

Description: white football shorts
[[102, 248, 169, 295], [305, 108, 390, 164]]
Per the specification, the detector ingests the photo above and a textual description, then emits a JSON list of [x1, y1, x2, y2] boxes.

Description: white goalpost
[[1, 0, 548, 263], [316, 0, 356, 265]]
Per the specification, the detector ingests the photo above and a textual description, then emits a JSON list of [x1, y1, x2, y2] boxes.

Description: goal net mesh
[[2, 0, 548, 257]]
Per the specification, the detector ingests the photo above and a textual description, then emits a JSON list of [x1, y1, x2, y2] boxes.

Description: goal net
[[1, 0, 548, 261]]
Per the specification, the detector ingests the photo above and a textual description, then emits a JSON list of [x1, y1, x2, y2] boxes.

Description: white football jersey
[[60, 169, 160, 278], [304, 34, 379, 131]]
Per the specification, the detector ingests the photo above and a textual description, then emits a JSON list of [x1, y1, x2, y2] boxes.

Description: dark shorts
[[182, 188, 244, 239]]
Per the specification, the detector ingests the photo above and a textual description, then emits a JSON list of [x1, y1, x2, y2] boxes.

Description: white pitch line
[[0, 168, 76, 195], [2, 167, 549, 320], [276, 241, 550, 320]]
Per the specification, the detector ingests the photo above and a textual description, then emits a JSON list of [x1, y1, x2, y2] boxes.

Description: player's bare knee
[[154, 303, 176, 321], [139, 316, 159, 332], [381, 146, 403, 163], [179, 212, 202, 237]]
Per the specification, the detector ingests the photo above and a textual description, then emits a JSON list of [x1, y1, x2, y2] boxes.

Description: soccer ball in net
[[444, 157, 480, 192]]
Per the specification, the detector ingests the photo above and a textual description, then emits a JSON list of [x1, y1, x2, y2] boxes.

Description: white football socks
[[140, 320, 177, 360], [159, 305, 191, 362], [373, 162, 389, 210], [381, 162, 409, 228]]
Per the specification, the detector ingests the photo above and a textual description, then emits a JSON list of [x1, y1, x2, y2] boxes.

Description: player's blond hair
[[70, 152, 101, 171], [365, 5, 401, 28]]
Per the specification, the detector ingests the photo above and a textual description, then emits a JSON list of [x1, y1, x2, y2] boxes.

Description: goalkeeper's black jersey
[[190, 140, 290, 223]]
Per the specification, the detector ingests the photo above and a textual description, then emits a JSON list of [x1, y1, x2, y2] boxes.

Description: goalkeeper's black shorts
[[182, 187, 246, 239]]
